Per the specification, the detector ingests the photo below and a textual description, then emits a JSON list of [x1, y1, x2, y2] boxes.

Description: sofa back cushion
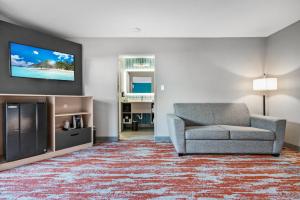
[[174, 103, 250, 126], [209, 103, 250, 126], [174, 103, 215, 125]]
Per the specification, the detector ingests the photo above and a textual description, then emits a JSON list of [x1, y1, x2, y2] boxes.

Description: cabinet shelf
[[55, 112, 90, 117]]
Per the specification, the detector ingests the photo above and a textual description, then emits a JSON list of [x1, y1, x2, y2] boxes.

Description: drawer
[[55, 128, 92, 150]]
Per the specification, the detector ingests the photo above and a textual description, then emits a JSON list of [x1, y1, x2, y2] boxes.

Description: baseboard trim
[[154, 136, 171, 143], [96, 137, 118, 142], [284, 142, 300, 152], [96, 136, 171, 143]]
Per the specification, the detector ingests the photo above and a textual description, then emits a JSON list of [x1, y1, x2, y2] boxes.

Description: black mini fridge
[[3, 102, 47, 161]]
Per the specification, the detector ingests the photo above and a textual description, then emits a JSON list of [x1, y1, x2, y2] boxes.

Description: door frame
[[117, 54, 157, 140]]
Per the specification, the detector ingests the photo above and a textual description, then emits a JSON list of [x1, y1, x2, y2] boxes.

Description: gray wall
[[71, 38, 265, 138], [265, 21, 300, 148], [0, 20, 83, 95]]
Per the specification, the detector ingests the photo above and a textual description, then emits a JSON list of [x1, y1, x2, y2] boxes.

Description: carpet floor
[[0, 141, 299, 199]]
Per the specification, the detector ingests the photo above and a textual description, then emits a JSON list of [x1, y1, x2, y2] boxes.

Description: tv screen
[[10, 42, 75, 81]]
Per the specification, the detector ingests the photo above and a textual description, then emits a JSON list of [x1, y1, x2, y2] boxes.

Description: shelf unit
[[0, 94, 93, 171], [121, 102, 154, 130], [52, 95, 93, 151]]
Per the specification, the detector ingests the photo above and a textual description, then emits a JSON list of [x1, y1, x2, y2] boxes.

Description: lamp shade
[[253, 77, 277, 91]]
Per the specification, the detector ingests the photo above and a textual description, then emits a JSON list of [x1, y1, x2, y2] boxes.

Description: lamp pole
[[263, 94, 266, 116]]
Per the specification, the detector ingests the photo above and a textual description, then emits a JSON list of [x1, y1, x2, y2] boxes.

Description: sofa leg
[[178, 153, 185, 157], [272, 153, 280, 157]]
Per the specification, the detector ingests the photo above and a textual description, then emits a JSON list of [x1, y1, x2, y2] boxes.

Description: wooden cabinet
[[0, 94, 93, 171], [52, 95, 93, 151]]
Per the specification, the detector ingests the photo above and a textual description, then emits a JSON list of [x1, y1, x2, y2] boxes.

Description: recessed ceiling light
[[132, 27, 141, 32]]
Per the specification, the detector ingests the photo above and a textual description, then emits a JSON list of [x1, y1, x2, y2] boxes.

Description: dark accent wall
[[0, 20, 82, 95]]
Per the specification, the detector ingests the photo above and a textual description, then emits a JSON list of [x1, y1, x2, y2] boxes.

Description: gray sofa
[[167, 103, 286, 156]]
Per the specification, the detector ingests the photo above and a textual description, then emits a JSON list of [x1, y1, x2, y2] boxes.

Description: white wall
[[71, 38, 265, 138], [265, 21, 300, 147]]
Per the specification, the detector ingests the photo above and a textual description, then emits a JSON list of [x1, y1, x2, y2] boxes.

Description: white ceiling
[[0, 0, 300, 38]]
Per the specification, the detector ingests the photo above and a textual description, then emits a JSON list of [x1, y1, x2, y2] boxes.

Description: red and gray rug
[[0, 141, 299, 199]]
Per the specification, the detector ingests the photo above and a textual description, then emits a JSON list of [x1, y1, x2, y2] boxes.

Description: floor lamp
[[253, 75, 277, 116]]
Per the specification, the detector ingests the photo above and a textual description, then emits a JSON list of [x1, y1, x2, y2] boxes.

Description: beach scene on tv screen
[[10, 43, 75, 81]]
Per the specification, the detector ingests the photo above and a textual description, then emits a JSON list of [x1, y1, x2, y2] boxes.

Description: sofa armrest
[[167, 114, 186, 153], [250, 115, 286, 154]]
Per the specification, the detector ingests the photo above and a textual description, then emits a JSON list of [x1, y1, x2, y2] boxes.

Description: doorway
[[118, 55, 155, 140]]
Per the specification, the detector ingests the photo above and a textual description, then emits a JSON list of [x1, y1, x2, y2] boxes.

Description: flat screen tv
[[9, 42, 75, 81]]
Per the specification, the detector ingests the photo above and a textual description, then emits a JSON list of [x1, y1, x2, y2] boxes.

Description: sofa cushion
[[185, 125, 230, 140], [174, 103, 250, 126], [219, 125, 275, 141], [209, 103, 250, 126], [174, 103, 214, 126]]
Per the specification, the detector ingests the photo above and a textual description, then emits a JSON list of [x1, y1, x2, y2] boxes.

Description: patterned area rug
[[0, 141, 299, 199]]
